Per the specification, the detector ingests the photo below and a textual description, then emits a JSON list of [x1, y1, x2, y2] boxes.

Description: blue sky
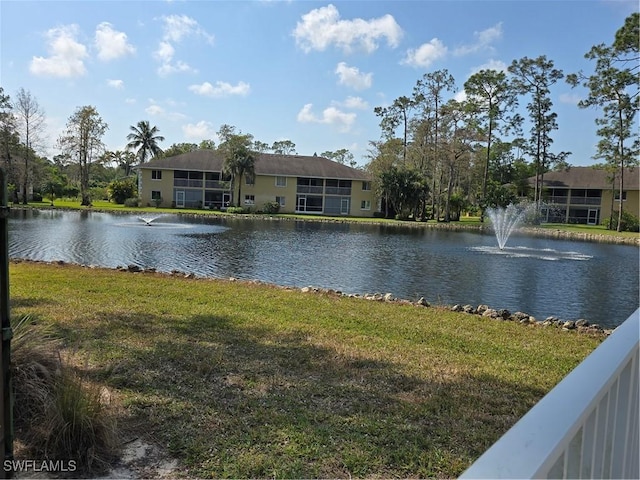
[[1, 0, 636, 167]]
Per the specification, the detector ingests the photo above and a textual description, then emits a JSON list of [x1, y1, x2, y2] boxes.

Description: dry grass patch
[[12, 315, 120, 477]]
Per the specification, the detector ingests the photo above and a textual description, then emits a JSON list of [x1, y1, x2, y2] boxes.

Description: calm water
[[7, 209, 639, 327]]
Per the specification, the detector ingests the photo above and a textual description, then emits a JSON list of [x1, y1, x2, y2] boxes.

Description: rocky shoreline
[[298, 285, 613, 337], [10, 259, 615, 337]]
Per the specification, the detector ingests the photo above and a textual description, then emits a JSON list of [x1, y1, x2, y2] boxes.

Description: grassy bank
[[18, 199, 483, 225], [9, 261, 605, 478], [17, 200, 640, 244]]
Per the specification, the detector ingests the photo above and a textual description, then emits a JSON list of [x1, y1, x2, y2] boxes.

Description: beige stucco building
[[531, 167, 639, 225], [134, 150, 378, 217]]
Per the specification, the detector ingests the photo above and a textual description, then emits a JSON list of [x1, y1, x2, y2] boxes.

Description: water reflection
[[7, 209, 639, 327]]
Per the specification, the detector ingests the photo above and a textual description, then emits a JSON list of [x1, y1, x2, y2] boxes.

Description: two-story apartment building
[[531, 167, 639, 225], [134, 150, 378, 217]]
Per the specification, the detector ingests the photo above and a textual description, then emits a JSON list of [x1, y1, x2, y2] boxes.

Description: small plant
[[123, 197, 140, 208], [41, 368, 118, 473], [606, 210, 640, 232], [152, 197, 163, 208], [226, 206, 246, 214], [262, 201, 280, 214], [11, 316, 119, 476]]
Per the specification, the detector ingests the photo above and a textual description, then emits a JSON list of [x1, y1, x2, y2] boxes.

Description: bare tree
[[14, 88, 46, 204], [58, 106, 108, 206]]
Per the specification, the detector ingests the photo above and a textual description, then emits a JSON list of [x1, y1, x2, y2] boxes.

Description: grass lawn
[[536, 222, 639, 239], [9, 261, 605, 478]]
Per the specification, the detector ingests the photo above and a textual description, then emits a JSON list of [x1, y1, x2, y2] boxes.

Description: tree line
[[0, 87, 356, 209], [368, 13, 638, 225], [0, 13, 637, 226]]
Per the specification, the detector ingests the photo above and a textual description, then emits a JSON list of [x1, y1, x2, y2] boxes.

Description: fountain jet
[[138, 215, 162, 226], [486, 204, 535, 250]]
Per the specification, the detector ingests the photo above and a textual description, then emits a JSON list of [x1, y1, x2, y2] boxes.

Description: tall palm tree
[[126, 120, 165, 163], [220, 134, 256, 207]]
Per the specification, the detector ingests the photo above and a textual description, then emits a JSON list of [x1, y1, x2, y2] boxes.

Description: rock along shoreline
[[11, 258, 615, 337]]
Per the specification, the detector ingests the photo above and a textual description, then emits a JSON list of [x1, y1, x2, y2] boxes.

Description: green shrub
[[226, 206, 246, 214], [107, 178, 137, 204], [123, 197, 140, 207], [606, 210, 640, 232], [63, 185, 80, 199], [262, 201, 281, 214], [395, 212, 414, 221]]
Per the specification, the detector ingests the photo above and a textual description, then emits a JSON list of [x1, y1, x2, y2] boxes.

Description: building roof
[[135, 150, 371, 181], [529, 166, 639, 190]]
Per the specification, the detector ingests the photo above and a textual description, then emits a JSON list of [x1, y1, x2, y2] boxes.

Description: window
[[275, 176, 287, 187], [361, 200, 371, 210], [362, 181, 371, 191], [244, 195, 255, 205], [245, 173, 255, 185], [151, 170, 162, 180], [276, 196, 286, 206], [615, 191, 627, 201], [151, 191, 162, 200]]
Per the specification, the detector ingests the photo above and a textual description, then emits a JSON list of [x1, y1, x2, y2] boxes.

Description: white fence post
[[460, 308, 640, 479]]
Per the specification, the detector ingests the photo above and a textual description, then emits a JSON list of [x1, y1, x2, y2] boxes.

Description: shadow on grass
[[10, 297, 56, 309], [64, 312, 546, 479]]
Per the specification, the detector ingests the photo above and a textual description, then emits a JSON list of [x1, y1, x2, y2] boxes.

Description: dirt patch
[[101, 438, 179, 479]]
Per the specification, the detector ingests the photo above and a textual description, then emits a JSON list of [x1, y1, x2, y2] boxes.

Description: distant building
[[528, 167, 639, 225], [134, 150, 378, 217]]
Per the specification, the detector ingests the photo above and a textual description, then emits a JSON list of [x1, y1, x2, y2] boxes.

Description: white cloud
[[29, 24, 88, 78], [145, 100, 187, 121], [154, 41, 196, 75], [293, 4, 403, 54], [469, 59, 508, 75], [154, 15, 213, 76], [107, 79, 124, 89], [297, 103, 356, 132], [559, 92, 581, 105], [342, 96, 368, 110], [182, 120, 217, 139], [402, 38, 447, 68], [154, 41, 175, 63], [146, 104, 165, 116], [161, 14, 214, 44], [335, 62, 372, 90], [453, 89, 467, 102], [454, 22, 503, 56], [125, 98, 136, 104], [95, 22, 135, 61], [158, 60, 196, 76], [188, 81, 251, 97]]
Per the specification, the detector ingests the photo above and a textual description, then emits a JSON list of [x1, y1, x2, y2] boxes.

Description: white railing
[[460, 308, 639, 479]]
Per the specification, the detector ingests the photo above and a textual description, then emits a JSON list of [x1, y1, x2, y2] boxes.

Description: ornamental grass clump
[[12, 315, 119, 476]]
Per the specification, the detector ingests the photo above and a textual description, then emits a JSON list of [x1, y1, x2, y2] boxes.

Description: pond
[[7, 209, 639, 328]]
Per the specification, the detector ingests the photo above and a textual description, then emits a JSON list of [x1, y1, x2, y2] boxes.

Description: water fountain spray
[[486, 203, 535, 250]]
